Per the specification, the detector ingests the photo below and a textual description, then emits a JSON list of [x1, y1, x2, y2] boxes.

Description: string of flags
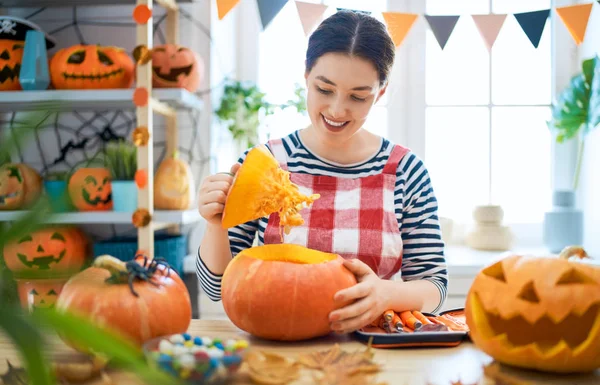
[[216, 0, 600, 50]]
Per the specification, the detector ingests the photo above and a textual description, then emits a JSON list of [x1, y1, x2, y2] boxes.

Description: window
[[423, 0, 554, 225]]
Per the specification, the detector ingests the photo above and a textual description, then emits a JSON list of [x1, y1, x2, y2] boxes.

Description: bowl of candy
[[143, 333, 249, 384]]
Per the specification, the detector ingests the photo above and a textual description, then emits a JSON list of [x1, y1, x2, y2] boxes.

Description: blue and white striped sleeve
[[396, 153, 448, 314]]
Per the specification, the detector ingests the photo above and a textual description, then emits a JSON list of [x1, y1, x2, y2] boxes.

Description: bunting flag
[[555, 3, 594, 45], [513, 9, 550, 48], [472, 14, 507, 51], [295, 1, 328, 36], [257, 0, 289, 29], [425, 15, 460, 50], [382, 12, 418, 48], [216, 0, 240, 20]]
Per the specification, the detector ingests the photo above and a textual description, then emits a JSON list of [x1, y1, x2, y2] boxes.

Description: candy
[[234, 340, 248, 350], [179, 354, 195, 369], [201, 337, 213, 346], [184, 340, 194, 348], [169, 334, 185, 344], [193, 336, 203, 346], [158, 339, 174, 354], [214, 342, 224, 350], [173, 345, 187, 356], [182, 333, 191, 341]]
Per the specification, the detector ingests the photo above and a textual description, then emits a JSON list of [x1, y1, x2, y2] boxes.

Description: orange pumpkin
[[16, 278, 68, 311], [465, 246, 600, 373], [50, 45, 134, 90], [0, 163, 42, 210], [222, 145, 319, 233], [154, 155, 195, 210], [151, 44, 203, 92], [68, 168, 113, 211], [221, 244, 357, 341], [56, 254, 192, 349], [0, 40, 24, 91], [3, 226, 89, 275]]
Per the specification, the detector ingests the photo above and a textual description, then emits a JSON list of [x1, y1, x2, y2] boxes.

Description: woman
[[196, 10, 447, 334]]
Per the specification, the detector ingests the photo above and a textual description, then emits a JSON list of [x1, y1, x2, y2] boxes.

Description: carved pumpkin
[[0, 40, 24, 91], [222, 146, 319, 233], [68, 168, 113, 211], [221, 244, 357, 341], [0, 163, 42, 210], [16, 278, 67, 311], [50, 45, 134, 90], [3, 226, 89, 275], [154, 155, 195, 210], [151, 44, 203, 92], [465, 246, 600, 373], [56, 255, 192, 349]]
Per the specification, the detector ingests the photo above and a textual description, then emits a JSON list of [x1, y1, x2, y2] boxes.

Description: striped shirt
[[197, 130, 448, 313]]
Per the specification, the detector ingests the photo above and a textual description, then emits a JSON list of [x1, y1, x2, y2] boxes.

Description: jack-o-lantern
[[151, 44, 203, 92], [154, 156, 195, 210], [50, 45, 134, 90], [3, 226, 89, 275], [68, 168, 113, 211], [0, 163, 42, 210], [16, 278, 67, 311], [465, 246, 600, 373]]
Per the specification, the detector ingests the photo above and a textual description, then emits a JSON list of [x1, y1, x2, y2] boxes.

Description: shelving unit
[[0, 210, 202, 225]]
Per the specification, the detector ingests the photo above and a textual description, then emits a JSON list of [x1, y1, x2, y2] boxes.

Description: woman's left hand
[[328, 259, 392, 334]]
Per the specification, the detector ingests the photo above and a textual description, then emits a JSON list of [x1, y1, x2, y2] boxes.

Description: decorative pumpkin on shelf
[[465, 246, 600, 373], [3, 226, 89, 275], [56, 254, 192, 349], [154, 154, 195, 210], [221, 145, 319, 233], [151, 44, 203, 92], [0, 163, 42, 210], [16, 278, 68, 311], [221, 244, 357, 341], [50, 45, 134, 90], [68, 168, 113, 211]]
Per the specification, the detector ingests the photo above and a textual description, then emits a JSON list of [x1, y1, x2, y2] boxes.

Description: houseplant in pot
[[43, 171, 71, 212], [104, 140, 137, 213], [545, 55, 600, 252]]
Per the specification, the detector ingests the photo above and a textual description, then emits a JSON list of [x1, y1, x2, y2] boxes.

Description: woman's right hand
[[197, 163, 241, 226]]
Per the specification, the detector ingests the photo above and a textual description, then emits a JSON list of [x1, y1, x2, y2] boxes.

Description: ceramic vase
[[466, 205, 513, 251], [111, 180, 138, 212], [543, 190, 583, 253]]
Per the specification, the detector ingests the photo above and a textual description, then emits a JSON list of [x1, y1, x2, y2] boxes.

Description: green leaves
[[103, 140, 137, 180]]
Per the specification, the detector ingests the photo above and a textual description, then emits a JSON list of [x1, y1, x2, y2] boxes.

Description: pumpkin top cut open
[[241, 244, 338, 264], [222, 145, 320, 232]]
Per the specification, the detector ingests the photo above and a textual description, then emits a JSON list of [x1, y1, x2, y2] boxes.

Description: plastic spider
[[108, 255, 173, 297]]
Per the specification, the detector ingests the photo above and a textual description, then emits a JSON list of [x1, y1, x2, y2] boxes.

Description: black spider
[[106, 255, 173, 297]]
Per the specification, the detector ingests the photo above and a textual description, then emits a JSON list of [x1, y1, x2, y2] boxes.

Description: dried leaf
[[297, 343, 377, 373], [245, 351, 300, 385]]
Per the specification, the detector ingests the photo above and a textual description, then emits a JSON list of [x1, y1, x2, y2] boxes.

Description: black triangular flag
[[513, 9, 550, 48], [257, 0, 288, 30], [425, 15, 460, 50]]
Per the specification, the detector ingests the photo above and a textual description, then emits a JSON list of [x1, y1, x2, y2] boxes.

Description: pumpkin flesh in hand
[[221, 244, 357, 341], [465, 247, 600, 373], [221, 146, 319, 233]]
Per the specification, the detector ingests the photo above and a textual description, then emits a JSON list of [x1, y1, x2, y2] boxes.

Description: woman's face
[[305, 52, 386, 143]]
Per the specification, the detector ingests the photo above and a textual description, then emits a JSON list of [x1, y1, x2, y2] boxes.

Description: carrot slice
[[399, 310, 422, 330], [412, 311, 433, 325]]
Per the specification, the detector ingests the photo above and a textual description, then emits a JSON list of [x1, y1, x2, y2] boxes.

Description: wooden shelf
[[0, 209, 203, 225], [0, 0, 199, 7], [0, 89, 203, 113]]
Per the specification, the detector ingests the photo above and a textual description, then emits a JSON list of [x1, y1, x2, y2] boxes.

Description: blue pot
[[543, 190, 583, 253], [44, 180, 70, 212], [112, 181, 138, 212]]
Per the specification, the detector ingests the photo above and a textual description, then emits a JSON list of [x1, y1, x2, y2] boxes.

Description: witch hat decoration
[[0, 16, 56, 49]]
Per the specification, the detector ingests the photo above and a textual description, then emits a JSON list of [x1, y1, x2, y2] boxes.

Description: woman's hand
[[197, 163, 240, 226], [328, 259, 393, 334]]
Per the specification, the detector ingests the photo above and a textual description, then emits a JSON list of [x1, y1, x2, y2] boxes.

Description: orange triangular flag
[[382, 12, 418, 48], [295, 1, 328, 36], [472, 14, 507, 51], [555, 3, 594, 45], [217, 0, 240, 20]]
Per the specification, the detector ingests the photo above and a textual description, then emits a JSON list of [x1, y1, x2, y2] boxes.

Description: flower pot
[[44, 180, 71, 212], [16, 278, 68, 312], [112, 180, 138, 212], [543, 190, 583, 253]]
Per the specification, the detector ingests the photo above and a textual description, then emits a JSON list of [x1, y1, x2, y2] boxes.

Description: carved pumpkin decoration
[[50, 45, 134, 90], [222, 145, 319, 232], [465, 246, 600, 373], [0, 163, 42, 210], [16, 278, 67, 310], [68, 168, 113, 211], [3, 226, 89, 275], [221, 244, 357, 341], [154, 155, 195, 210], [151, 44, 203, 92], [0, 40, 24, 91], [56, 255, 192, 349]]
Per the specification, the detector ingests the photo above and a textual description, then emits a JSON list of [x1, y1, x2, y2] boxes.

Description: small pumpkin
[[221, 244, 357, 341], [50, 45, 134, 90], [56, 254, 192, 349], [68, 168, 113, 211], [3, 226, 89, 275], [154, 155, 195, 210], [16, 278, 67, 311], [0, 40, 24, 91], [465, 246, 600, 373], [151, 44, 203, 92], [222, 145, 319, 232], [0, 163, 42, 210]]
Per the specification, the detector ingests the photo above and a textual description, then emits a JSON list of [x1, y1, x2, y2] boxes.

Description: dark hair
[[306, 11, 395, 86]]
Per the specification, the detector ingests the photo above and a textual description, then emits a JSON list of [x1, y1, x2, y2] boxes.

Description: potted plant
[[545, 55, 600, 252], [43, 171, 71, 212], [104, 140, 137, 213]]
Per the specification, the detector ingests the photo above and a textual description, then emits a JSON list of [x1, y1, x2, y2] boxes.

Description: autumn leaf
[[245, 350, 301, 385]]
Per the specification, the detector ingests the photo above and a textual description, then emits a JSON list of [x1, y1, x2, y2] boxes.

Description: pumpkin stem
[[93, 255, 127, 274], [558, 246, 590, 261]]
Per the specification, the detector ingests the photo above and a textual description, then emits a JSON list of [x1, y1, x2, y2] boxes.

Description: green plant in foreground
[[104, 140, 137, 180]]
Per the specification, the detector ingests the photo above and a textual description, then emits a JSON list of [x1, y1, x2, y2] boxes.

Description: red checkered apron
[[263, 138, 410, 279]]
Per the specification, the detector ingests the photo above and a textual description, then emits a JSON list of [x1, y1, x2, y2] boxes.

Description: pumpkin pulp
[[242, 244, 337, 264]]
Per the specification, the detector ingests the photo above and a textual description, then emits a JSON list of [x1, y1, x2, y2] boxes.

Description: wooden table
[[1, 319, 599, 385]]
